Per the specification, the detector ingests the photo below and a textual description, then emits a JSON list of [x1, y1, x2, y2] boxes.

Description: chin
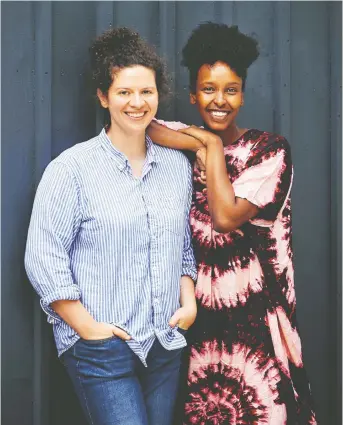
[[205, 121, 229, 132]]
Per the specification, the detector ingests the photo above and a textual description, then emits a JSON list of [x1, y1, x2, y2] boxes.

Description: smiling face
[[97, 65, 159, 135], [191, 61, 244, 132]]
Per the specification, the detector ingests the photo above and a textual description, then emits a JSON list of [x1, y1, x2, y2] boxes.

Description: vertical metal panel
[[1, 3, 35, 425], [32, 4, 53, 424], [290, 2, 331, 422], [95, 2, 115, 132], [96, 1, 115, 35], [273, 2, 291, 140], [91, 1, 114, 133], [1, 2, 340, 425], [174, 1, 217, 126], [51, 1, 96, 158], [329, 3, 342, 424], [114, 1, 160, 43], [158, 1, 177, 120], [214, 1, 235, 26], [235, 2, 274, 131]]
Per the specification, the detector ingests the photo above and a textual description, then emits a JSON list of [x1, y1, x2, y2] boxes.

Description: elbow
[[212, 217, 238, 233], [24, 249, 32, 275]]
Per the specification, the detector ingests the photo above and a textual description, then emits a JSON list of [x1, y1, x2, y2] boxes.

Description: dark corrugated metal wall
[[2, 2, 341, 424]]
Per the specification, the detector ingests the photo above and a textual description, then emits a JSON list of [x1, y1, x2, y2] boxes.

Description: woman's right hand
[[50, 300, 131, 341], [80, 321, 131, 341]]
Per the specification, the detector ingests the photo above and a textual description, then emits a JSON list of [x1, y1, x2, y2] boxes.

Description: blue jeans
[[62, 333, 185, 425]]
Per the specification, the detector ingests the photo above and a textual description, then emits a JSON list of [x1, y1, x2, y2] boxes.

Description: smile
[[208, 110, 231, 121], [124, 112, 147, 119]]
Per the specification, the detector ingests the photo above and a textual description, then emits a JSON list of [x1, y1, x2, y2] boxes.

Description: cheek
[[150, 95, 159, 111], [108, 98, 126, 112], [229, 95, 243, 110], [196, 94, 211, 111]]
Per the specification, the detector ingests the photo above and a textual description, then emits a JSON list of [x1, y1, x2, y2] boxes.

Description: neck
[[215, 123, 246, 147], [106, 123, 147, 160]]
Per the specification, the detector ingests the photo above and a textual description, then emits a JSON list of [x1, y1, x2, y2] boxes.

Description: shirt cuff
[[40, 285, 81, 324], [181, 267, 197, 282]]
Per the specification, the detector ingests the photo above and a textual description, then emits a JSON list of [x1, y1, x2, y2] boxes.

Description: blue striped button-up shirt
[[24, 129, 197, 365]]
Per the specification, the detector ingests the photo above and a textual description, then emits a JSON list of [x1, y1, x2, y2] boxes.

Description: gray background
[[2, 2, 342, 424]]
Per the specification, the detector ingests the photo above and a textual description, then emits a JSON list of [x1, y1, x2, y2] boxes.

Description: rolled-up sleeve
[[24, 161, 82, 324], [154, 118, 190, 131], [181, 162, 197, 282]]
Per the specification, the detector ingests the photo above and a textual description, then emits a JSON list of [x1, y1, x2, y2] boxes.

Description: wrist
[[191, 140, 205, 153], [206, 135, 222, 147], [181, 300, 197, 310], [77, 318, 98, 338]]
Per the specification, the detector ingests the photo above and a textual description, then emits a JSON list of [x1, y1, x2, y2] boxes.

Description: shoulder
[[247, 129, 291, 165], [249, 129, 290, 153], [43, 135, 101, 184], [154, 144, 191, 170], [54, 135, 100, 166]]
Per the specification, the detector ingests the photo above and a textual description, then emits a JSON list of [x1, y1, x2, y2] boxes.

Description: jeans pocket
[[177, 327, 188, 336]]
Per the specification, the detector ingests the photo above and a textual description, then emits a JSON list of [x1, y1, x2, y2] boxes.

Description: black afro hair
[[182, 22, 259, 92]]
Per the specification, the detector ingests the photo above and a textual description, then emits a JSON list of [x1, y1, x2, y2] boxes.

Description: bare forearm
[[206, 140, 259, 232], [206, 141, 236, 224], [167, 275, 197, 330], [180, 275, 196, 308], [148, 121, 203, 152], [51, 299, 96, 338], [51, 299, 131, 340]]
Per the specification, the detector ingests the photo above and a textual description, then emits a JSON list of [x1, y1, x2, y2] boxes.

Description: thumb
[[169, 309, 181, 328], [111, 325, 131, 341]]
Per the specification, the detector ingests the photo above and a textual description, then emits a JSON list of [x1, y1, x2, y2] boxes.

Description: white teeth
[[210, 111, 228, 117], [126, 112, 145, 118]]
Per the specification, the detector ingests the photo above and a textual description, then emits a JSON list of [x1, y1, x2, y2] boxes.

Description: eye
[[118, 90, 130, 96], [142, 89, 153, 95], [226, 88, 238, 94], [202, 87, 215, 93]]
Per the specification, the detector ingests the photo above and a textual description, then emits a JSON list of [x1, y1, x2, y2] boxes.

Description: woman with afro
[[149, 22, 317, 425]]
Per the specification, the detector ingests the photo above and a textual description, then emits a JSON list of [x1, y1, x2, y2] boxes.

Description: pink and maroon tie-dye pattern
[[154, 121, 317, 424], [185, 129, 317, 425]]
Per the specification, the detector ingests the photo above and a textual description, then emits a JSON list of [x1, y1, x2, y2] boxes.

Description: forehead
[[111, 65, 156, 87], [197, 61, 242, 84]]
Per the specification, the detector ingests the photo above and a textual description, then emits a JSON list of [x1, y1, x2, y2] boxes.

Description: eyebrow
[[200, 81, 241, 86], [115, 86, 156, 90]]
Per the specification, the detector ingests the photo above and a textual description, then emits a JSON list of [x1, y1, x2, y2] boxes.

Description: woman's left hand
[[169, 305, 197, 331], [196, 147, 207, 185], [178, 126, 222, 147]]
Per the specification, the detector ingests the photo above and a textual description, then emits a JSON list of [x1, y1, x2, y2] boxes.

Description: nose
[[129, 92, 145, 109], [214, 92, 226, 107]]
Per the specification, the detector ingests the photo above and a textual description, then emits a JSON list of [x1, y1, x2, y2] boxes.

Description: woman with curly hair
[[148, 22, 317, 425], [24, 27, 197, 425]]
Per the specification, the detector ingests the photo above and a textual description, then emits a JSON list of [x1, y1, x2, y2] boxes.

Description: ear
[[190, 93, 196, 105], [97, 88, 109, 108]]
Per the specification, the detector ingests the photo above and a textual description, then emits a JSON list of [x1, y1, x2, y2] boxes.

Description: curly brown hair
[[89, 27, 169, 127]]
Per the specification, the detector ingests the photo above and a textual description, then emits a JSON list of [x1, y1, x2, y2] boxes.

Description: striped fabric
[[24, 129, 197, 366]]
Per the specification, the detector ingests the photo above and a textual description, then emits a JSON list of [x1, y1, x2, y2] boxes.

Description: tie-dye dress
[[156, 121, 317, 425]]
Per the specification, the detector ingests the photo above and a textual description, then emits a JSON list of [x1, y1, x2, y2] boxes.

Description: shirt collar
[[99, 128, 158, 171]]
